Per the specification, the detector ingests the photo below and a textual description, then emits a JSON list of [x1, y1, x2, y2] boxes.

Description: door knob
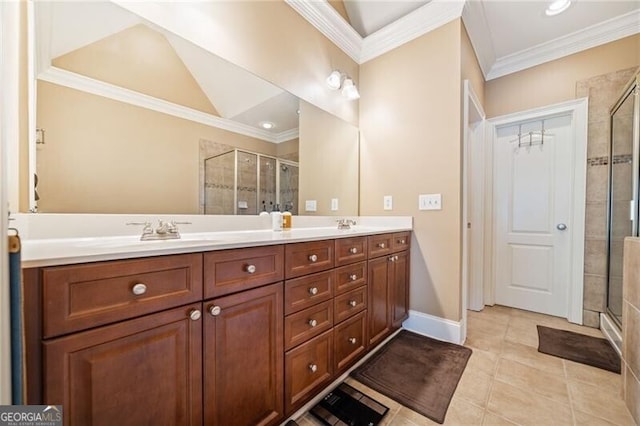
[[556, 223, 567, 231]]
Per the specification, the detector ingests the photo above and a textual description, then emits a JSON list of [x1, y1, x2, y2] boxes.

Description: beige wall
[[276, 138, 300, 162], [485, 34, 640, 118], [359, 20, 464, 321], [461, 24, 485, 108], [299, 100, 359, 216], [36, 81, 276, 214]]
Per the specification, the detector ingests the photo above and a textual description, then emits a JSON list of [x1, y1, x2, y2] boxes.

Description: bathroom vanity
[[20, 226, 411, 425]]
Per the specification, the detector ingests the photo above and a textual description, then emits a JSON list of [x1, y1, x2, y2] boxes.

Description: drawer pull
[[309, 287, 319, 295], [349, 247, 358, 254], [245, 264, 257, 274], [308, 254, 318, 263], [189, 309, 201, 321], [309, 364, 318, 373], [398, 239, 406, 244], [308, 319, 318, 327], [348, 337, 357, 345], [209, 305, 222, 316], [377, 242, 386, 249], [131, 283, 147, 296], [349, 274, 358, 281], [348, 300, 357, 307], [389, 255, 399, 262]]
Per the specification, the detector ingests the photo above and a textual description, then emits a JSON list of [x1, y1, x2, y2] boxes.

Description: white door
[[494, 114, 573, 317]]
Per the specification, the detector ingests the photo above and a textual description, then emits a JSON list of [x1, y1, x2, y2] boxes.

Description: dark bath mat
[[309, 382, 389, 426], [537, 325, 620, 373], [350, 330, 472, 424]]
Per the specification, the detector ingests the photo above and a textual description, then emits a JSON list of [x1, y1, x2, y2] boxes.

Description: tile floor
[[297, 305, 636, 426]]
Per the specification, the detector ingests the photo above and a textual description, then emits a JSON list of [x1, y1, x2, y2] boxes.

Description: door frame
[[461, 80, 486, 342], [485, 98, 588, 324]]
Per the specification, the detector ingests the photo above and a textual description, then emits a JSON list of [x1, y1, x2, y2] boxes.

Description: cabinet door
[[367, 256, 391, 348], [43, 304, 203, 426], [391, 251, 410, 329], [204, 283, 284, 426]]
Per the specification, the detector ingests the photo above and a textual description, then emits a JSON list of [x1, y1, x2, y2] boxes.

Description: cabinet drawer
[[334, 285, 367, 324], [392, 232, 411, 252], [284, 301, 333, 350], [204, 245, 284, 298], [42, 254, 203, 338], [334, 262, 367, 295], [285, 329, 333, 414], [284, 271, 333, 315], [335, 237, 367, 267], [334, 311, 367, 373], [285, 241, 334, 279], [367, 234, 393, 258]]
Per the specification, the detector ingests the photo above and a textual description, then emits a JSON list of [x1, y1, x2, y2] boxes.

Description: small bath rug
[[309, 382, 389, 426], [537, 325, 620, 373], [350, 330, 472, 424]]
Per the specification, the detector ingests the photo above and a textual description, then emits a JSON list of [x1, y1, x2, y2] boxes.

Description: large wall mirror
[[31, 1, 359, 216]]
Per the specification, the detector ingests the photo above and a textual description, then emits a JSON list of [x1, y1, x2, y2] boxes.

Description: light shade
[[545, 0, 571, 16], [341, 78, 360, 100], [326, 70, 342, 90]]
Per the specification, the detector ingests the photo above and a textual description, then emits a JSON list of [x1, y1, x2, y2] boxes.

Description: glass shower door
[[607, 82, 639, 327]]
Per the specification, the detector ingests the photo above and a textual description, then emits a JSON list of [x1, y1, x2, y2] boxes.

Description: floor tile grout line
[[564, 360, 578, 426]]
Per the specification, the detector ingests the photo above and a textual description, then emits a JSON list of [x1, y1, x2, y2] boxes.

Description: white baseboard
[[402, 310, 463, 345]]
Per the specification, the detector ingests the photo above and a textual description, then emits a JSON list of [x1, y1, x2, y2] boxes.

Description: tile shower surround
[[622, 238, 640, 424], [577, 66, 639, 327]]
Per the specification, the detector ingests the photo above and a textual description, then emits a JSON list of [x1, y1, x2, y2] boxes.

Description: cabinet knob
[[189, 309, 201, 321], [389, 256, 395, 262], [132, 283, 147, 295], [309, 287, 319, 295], [348, 337, 357, 345], [399, 239, 406, 244], [308, 319, 317, 327], [245, 264, 257, 274], [349, 274, 358, 281], [209, 305, 222, 316], [348, 300, 357, 307], [308, 254, 318, 263], [377, 242, 385, 249], [395, 255, 399, 261], [349, 247, 358, 254], [308, 364, 318, 373]]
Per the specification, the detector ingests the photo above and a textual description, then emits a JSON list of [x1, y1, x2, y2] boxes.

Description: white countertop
[[19, 221, 412, 268]]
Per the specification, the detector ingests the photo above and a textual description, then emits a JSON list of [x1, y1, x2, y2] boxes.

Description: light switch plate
[[331, 198, 339, 211], [383, 195, 393, 211], [419, 194, 442, 210], [305, 200, 317, 212]]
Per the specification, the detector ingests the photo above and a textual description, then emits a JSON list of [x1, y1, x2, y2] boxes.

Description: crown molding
[[487, 8, 640, 80], [461, 0, 494, 79], [285, 0, 362, 63], [38, 67, 288, 143], [360, 0, 465, 64]]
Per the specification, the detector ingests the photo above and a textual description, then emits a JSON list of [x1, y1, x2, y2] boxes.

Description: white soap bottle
[[271, 204, 283, 231]]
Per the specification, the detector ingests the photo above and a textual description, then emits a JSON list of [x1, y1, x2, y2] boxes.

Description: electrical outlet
[[419, 194, 442, 210], [331, 198, 339, 211], [383, 195, 393, 211], [305, 200, 317, 212]]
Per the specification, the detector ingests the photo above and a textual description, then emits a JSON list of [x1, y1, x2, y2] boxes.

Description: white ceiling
[[293, 0, 640, 79]]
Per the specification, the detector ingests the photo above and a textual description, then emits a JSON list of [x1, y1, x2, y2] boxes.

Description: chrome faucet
[[127, 220, 191, 240], [337, 219, 357, 230]]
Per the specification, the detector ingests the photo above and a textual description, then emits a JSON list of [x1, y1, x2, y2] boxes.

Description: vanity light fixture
[[326, 69, 360, 101], [545, 0, 571, 16]]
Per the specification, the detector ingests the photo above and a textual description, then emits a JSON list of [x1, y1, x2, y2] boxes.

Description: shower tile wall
[[622, 238, 640, 424], [199, 139, 236, 214], [576, 66, 639, 327]]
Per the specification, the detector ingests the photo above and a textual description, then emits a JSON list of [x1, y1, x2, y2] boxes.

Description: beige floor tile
[[465, 347, 499, 377], [568, 381, 635, 426], [380, 406, 403, 426], [468, 307, 511, 326], [483, 411, 519, 425], [465, 328, 505, 355], [504, 322, 539, 348], [391, 406, 439, 425], [495, 358, 570, 405], [454, 365, 493, 408], [564, 359, 623, 396], [500, 340, 565, 377], [573, 409, 620, 426], [488, 380, 573, 426], [467, 314, 509, 338], [297, 413, 323, 425]]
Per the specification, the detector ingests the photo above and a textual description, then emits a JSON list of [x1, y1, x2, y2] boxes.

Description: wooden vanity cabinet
[[367, 232, 410, 348]]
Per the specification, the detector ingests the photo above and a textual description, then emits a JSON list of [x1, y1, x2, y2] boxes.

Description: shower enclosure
[[204, 149, 299, 215], [607, 72, 639, 329]]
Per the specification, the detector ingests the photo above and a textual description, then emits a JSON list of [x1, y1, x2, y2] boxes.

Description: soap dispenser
[[259, 200, 269, 216], [271, 203, 283, 231]]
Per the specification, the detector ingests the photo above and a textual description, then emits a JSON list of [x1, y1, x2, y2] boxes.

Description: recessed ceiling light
[[260, 121, 275, 130], [545, 0, 571, 16]]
